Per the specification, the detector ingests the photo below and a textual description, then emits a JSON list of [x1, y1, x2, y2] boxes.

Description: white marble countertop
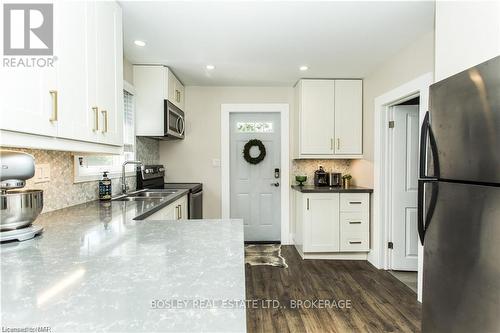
[[0, 200, 246, 332]]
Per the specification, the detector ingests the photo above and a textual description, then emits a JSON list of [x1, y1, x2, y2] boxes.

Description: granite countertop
[[291, 185, 373, 193], [0, 199, 246, 332]]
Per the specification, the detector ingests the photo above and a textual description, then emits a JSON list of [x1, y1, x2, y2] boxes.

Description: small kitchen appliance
[[313, 166, 328, 187], [328, 172, 342, 187], [0, 150, 44, 242]]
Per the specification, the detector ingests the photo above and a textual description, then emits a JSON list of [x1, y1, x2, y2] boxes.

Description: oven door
[[164, 100, 185, 139]]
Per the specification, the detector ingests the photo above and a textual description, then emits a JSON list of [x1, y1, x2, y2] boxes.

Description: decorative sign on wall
[[243, 139, 266, 165]]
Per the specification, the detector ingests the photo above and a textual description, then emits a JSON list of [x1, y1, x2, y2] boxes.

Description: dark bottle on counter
[[99, 171, 112, 201]]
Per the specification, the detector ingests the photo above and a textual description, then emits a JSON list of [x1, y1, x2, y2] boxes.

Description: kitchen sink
[[133, 191, 177, 197], [112, 196, 161, 202], [111, 189, 181, 201]]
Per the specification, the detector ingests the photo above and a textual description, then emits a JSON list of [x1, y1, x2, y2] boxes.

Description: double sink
[[112, 189, 181, 202]]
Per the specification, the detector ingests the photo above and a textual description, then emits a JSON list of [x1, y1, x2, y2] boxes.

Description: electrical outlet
[[34, 164, 51, 183]]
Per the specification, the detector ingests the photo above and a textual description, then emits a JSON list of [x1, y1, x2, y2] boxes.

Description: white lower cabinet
[[144, 195, 188, 221], [294, 191, 370, 257], [304, 193, 340, 252]]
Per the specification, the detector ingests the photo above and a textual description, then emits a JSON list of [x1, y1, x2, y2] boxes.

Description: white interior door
[[230, 113, 281, 242], [391, 105, 419, 271]]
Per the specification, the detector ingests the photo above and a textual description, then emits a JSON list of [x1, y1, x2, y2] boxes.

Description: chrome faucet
[[122, 160, 143, 194]]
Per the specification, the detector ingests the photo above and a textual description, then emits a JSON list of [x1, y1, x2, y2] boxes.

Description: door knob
[[271, 182, 280, 187]]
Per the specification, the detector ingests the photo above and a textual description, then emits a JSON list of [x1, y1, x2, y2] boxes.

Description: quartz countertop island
[[0, 200, 246, 332]]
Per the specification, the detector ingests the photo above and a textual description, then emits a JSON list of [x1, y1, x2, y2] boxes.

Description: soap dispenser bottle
[[99, 171, 112, 201]]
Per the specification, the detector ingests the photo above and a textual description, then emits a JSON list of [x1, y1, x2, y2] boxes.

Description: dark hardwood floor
[[245, 246, 421, 333]]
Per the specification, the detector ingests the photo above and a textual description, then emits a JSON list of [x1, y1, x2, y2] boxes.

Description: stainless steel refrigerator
[[419, 56, 500, 332]]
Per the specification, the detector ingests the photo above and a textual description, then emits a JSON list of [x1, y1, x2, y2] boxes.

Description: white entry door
[[230, 113, 281, 242], [391, 105, 419, 271]]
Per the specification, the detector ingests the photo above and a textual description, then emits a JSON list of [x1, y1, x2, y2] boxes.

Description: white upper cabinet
[[298, 80, 335, 155], [167, 71, 185, 110], [334, 80, 363, 155], [295, 79, 363, 159], [56, 1, 95, 143], [0, 1, 123, 153], [134, 65, 184, 136], [134, 66, 166, 137], [93, 1, 123, 146], [0, 68, 57, 137]]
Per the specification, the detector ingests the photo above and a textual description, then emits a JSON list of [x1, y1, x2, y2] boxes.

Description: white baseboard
[[294, 244, 368, 260]]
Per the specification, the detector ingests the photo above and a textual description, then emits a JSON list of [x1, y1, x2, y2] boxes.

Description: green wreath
[[243, 139, 266, 164]]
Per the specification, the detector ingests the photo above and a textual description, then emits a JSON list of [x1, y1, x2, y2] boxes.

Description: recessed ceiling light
[[206, 64, 216, 70], [134, 40, 146, 47], [299, 65, 309, 71]]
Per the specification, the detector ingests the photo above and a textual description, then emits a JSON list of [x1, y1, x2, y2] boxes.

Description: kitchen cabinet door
[[94, 1, 123, 146], [55, 1, 99, 143], [144, 203, 177, 220], [174, 77, 185, 110], [303, 193, 340, 252], [299, 80, 335, 155], [178, 195, 188, 219], [0, 69, 57, 137], [167, 71, 184, 110], [334, 80, 362, 155]]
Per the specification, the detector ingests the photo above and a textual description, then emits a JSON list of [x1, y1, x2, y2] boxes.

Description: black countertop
[[164, 182, 202, 192], [291, 185, 373, 193]]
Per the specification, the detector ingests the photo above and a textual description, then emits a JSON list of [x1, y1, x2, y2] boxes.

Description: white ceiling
[[121, 1, 434, 86]]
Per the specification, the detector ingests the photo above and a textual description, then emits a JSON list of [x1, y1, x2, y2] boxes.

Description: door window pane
[[236, 122, 273, 133]]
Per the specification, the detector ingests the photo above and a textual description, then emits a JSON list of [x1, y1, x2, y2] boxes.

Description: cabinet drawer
[[340, 212, 369, 252], [340, 193, 369, 212]]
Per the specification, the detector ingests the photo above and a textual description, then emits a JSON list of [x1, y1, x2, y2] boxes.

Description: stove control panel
[[139, 165, 165, 180]]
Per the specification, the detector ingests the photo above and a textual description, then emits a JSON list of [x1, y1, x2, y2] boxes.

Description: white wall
[[124, 58, 134, 83], [159, 86, 294, 219], [350, 31, 435, 187], [435, 1, 500, 81]]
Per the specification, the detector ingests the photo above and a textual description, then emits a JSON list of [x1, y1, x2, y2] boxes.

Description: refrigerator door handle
[[418, 179, 439, 245], [420, 111, 441, 179], [419, 112, 430, 179]]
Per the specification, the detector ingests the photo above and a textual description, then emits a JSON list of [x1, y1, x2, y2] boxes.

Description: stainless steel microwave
[[164, 100, 185, 140]]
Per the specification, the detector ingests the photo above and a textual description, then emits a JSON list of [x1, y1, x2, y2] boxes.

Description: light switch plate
[[34, 163, 51, 183]]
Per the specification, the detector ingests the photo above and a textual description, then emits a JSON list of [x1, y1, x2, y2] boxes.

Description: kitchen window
[[74, 81, 136, 182]]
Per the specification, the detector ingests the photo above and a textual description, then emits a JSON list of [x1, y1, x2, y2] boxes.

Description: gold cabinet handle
[[307, 198, 310, 210], [330, 138, 334, 151], [337, 138, 340, 150], [176, 205, 180, 219], [101, 110, 108, 133], [175, 90, 180, 103], [49, 90, 58, 122], [92, 107, 99, 132]]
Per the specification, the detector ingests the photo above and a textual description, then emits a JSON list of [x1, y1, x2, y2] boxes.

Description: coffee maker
[[314, 166, 329, 187]]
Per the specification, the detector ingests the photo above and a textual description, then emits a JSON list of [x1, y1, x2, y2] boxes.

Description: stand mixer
[[0, 150, 44, 242]]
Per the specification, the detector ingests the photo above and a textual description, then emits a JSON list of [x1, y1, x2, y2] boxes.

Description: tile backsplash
[[136, 137, 159, 165], [292, 159, 352, 185], [2, 138, 159, 213]]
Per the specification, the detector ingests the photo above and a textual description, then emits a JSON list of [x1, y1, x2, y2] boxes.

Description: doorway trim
[[221, 104, 290, 244], [370, 72, 433, 302]]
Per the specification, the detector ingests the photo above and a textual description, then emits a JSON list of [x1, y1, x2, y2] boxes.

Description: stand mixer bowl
[[0, 150, 44, 232], [1, 189, 43, 231]]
